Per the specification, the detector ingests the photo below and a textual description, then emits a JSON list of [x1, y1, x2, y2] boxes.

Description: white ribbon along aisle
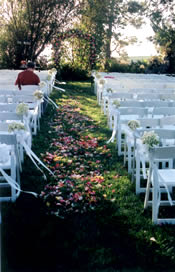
[[33, 90, 59, 110], [15, 130, 55, 180]]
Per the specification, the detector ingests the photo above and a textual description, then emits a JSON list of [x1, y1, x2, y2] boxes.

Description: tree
[[0, 0, 78, 68], [145, 0, 175, 73], [79, 0, 144, 70]]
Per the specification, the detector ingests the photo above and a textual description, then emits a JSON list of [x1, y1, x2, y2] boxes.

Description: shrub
[[59, 64, 90, 81]]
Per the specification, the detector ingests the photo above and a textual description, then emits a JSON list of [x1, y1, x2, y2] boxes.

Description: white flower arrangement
[[51, 68, 57, 73], [33, 90, 44, 100], [141, 131, 160, 148], [8, 122, 26, 132], [48, 69, 53, 76], [128, 120, 140, 131], [96, 74, 101, 79], [99, 79, 105, 85], [48, 68, 57, 76], [39, 81, 47, 88], [16, 103, 29, 116], [112, 100, 120, 108]]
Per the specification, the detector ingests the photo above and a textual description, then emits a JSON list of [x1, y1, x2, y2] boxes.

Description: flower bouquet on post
[[99, 79, 105, 86], [16, 103, 29, 116], [112, 99, 120, 108], [128, 120, 140, 131], [39, 81, 47, 89], [8, 122, 26, 133], [141, 131, 160, 150], [33, 89, 44, 101]]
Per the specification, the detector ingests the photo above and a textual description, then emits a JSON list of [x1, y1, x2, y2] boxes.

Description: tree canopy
[[0, 0, 78, 67], [0, 0, 175, 72]]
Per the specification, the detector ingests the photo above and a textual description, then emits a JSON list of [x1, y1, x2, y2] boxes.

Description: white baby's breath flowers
[[96, 74, 101, 79], [16, 103, 29, 116], [112, 100, 120, 108], [33, 90, 44, 100], [48, 68, 57, 76], [141, 131, 160, 148], [39, 81, 46, 88], [48, 69, 53, 76], [8, 122, 26, 132], [99, 79, 105, 85], [128, 120, 140, 131], [51, 68, 57, 73]]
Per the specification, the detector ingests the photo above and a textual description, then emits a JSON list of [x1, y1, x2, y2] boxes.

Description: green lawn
[[2, 81, 175, 272]]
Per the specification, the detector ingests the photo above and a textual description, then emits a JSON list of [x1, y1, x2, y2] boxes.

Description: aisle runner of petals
[[40, 100, 116, 218]]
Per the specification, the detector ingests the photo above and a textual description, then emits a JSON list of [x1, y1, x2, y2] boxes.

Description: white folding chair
[[12, 96, 42, 135], [116, 107, 148, 156], [0, 134, 20, 202], [144, 146, 175, 224], [134, 128, 175, 195], [103, 92, 133, 115], [124, 118, 161, 174]]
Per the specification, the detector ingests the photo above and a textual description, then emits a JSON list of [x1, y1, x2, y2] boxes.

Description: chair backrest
[[12, 95, 36, 103], [143, 101, 169, 108], [0, 133, 17, 146], [20, 85, 39, 91], [110, 92, 133, 100], [0, 104, 17, 112], [0, 90, 16, 96], [160, 115, 175, 128], [0, 112, 23, 122], [138, 118, 161, 128], [119, 100, 143, 108], [0, 95, 8, 103], [153, 128, 175, 140], [136, 93, 160, 100], [0, 123, 9, 131], [152, 107, 175, 117], [135, 128, 175, 144], [118, 107, 148, 117], [160, 93, 175, 100], [149, 146, 175, 160]]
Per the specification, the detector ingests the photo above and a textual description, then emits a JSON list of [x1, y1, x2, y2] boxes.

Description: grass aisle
[[2, 81, 175, 272]]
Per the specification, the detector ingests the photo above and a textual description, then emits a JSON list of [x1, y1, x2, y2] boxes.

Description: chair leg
[[144, 167, 152, 209], [152, 177, 159, 224]]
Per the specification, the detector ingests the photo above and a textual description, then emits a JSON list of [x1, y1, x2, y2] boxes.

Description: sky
[[121, 19, 158, 57]]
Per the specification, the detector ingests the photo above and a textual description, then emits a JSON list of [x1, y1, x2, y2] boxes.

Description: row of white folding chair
[[104, 93, 175, 115], [108, 100, 175, 130], [103, 93, 134, 114], [108, 100, 169, 122], [0, 102, 39, 135], [144, 145, 175, 224], [113, 107, 175, 169], [123, 115, 175, 174]]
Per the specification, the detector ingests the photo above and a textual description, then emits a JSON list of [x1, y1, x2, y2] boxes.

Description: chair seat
[[158, 169, 175, 185]]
